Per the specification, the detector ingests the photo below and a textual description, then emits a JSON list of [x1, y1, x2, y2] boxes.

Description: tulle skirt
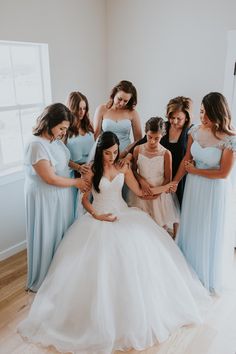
[[19, 207, 210, 354]]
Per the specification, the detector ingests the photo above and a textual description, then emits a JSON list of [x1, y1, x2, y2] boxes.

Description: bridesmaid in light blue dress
[[25, 103, 90, 291], [66, 92, 94, 217], [93, 80, 142, 158], [174, 92, 236, 294], [93, 80, 142, 199]]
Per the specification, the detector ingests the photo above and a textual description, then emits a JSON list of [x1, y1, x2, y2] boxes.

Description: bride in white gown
[[18, 132, 210, 354]]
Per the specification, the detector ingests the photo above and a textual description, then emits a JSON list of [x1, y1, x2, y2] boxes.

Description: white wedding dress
[[18, 173, 210, 354]]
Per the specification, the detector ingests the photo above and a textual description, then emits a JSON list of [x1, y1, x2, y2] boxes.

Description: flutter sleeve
[[24, 140, 57, 170], [187, 124, 200, 139], [222, 135, 236, 152]]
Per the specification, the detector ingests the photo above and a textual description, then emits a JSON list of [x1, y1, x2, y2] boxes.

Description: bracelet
[[91, 211, 96, 216]]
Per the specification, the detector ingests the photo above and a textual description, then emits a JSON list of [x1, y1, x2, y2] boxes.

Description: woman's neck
[[41, 132, 53, 141]]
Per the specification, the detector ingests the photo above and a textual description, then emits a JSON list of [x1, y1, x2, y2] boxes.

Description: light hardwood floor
[[0, 250, 236, 354]]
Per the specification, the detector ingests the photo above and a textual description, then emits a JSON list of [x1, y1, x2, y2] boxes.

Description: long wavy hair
[[166, 96, 193, 128], [66, 91, 94, 138], [202, 92, 235, 137], [33, 103, 74, 139], [106, 80, 137, 110], [92, 132, 120, 193]]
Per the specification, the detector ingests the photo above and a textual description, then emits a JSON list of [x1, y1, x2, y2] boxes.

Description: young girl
[[131, 117, 180, 237], [18, 132, 210, 354]]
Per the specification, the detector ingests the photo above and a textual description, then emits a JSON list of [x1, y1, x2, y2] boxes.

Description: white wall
[[0, 0, 107, 259], [106, 0, 236, 125], [1, 0, 236, 259]]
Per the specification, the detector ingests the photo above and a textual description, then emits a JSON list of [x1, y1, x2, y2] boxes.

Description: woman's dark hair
[[145, 117, 166, 135], [66, 91, 94, 138], [106, 80, 137, 110], [166, 96, 192, 128], [202, 92, 234, 137], [92, 131, 120, 193], [33, 103, 74, 138]]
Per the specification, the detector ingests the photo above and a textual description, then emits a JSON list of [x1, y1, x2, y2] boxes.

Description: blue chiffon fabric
[[177, 125, 236, 293], [24, 136, 75, 291]]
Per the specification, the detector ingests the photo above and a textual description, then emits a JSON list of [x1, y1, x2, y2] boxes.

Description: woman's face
[[77, 100, 87, 120], [146, 131, 162, 149], [169, 110, 187, 129], [200, 104, 213, 128], [51, 120, 70, 140], [113, 90, 132, 109], [102, 143, 119, 165]]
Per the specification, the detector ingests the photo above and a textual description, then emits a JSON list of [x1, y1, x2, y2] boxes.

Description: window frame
[[0, 40, 52, 183]]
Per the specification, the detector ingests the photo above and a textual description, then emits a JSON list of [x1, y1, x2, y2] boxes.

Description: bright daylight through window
[[0, 41, 51, 176]]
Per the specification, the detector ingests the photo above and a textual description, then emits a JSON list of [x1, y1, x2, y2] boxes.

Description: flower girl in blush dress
[[131, 117, 180, 238]]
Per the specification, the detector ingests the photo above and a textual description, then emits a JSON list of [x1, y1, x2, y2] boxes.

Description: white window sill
[[0, 167, 24, 186]]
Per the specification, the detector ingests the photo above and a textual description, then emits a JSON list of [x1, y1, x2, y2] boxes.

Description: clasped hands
[[184, 159, 196, 173], [140, 179, 178, 200]]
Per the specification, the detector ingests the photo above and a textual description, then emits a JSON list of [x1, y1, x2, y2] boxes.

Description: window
[[0, 41, 51, 176]]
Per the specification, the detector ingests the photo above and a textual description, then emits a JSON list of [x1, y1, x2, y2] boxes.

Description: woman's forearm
[[69, 160, 81, 172], [173, 159, 187, 182], [190, 167, 230, 179]]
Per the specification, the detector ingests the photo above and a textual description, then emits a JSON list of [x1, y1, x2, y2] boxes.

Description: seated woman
[[19, 132, 210, 354]]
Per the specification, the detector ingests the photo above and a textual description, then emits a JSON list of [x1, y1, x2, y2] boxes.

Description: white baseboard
[[0, 240, 26, 261]]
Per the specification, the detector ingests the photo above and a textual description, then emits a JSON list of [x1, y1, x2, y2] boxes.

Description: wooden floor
[[0, 250, 236, 354]]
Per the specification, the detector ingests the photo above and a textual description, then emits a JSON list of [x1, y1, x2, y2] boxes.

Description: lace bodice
[[137, 154, 165, 186], [92, 173, 128, 213], [189, 125, 236, 169]]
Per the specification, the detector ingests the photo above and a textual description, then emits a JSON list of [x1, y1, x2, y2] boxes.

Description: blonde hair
[[166, 96, 193, 128]]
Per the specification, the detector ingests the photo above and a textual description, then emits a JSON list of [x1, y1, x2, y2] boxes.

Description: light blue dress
[[67, 132, 94, 165], [67, 133, 94, 218], [177, 125, 236, 293], [102, 118, 132, 151], [24, 136, 75, 291]]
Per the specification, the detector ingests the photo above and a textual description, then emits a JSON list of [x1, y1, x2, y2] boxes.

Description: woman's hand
[[81, 165, 93, 182], [118, 152, 133, 168], [139, 178, 153, 196], [75, 178, 91, 192], [94, 213, 117, 222], [168, 182, 178, 193], [184, 160, 196, 174], [163, 181, 178, 193], [80, 164, 91, 174]]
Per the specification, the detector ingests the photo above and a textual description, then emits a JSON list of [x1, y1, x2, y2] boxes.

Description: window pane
[[0, 110, 23, 168], [0, 45, 16, 107], [11, 45, 43, 105], [21, 107, 42, 147]]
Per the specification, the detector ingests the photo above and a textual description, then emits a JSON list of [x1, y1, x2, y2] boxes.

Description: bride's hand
[[94, 213, 117, 222]]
